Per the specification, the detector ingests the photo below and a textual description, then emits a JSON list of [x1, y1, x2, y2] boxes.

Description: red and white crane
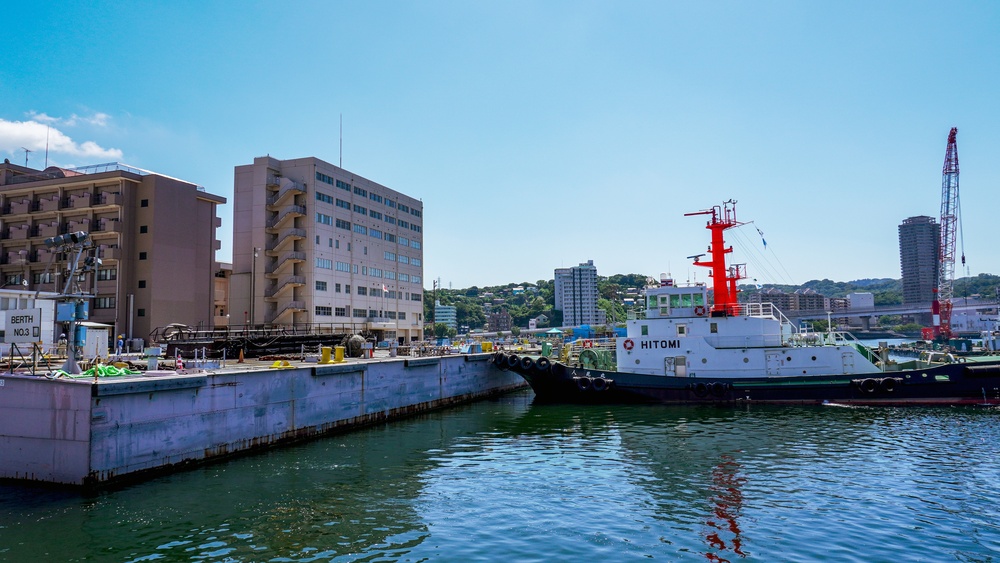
[[923, 127, 964, 341]]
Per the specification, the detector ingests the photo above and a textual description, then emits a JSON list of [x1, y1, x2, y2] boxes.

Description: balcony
[[6, 224, 30, 240], [94, 192, 123, 208], [93, 219, 123, 234], [98, 246, 122, 261], [5, 199, 31, 216], [69, 193, 93, 208], [32, 222, 60, 239], [35, 195, 61, 213]]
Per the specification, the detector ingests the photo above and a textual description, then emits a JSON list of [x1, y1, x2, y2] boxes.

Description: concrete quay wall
[[0, 353, 524, 486]]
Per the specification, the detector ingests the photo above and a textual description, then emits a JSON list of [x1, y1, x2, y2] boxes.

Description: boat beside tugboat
[[493, 200, 1000, 406]]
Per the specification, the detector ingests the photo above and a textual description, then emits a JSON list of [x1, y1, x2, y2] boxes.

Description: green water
[[2, 390, 999, 562]]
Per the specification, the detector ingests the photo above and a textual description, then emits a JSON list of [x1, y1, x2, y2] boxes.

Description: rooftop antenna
[[339, 114, 343, 167], [45, 126, 50, 168], [21, 147, 31, 167]]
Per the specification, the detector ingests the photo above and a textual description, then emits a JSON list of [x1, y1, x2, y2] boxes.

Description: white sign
[[3, 309, 42, 344]]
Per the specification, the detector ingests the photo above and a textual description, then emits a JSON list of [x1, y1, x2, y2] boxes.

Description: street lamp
[[250, 247, 259, 328]]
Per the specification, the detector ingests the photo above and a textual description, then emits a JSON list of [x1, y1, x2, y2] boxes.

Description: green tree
[[510, 326, 521, 336], [433, 323, 450, 338]]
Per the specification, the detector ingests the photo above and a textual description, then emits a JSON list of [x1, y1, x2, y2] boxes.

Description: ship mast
[[685, 200, 744, 315]]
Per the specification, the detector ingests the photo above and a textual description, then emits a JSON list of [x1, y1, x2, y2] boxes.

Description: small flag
[[754, 278, 762, 290], [756, 227, 767, 248]]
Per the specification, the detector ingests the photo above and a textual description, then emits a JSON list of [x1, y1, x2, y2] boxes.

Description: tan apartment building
[[231, 156, 424, 343], [0, 160, 226, 342]]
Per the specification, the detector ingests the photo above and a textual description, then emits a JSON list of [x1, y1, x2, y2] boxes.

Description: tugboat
[[494, 200, 1000, 405]]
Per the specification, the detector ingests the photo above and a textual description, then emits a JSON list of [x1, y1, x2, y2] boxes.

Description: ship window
[[648, 296, 656, 308], [694, 294, 705, 306], [641, 325, 648, 336], [710, 323, 718, 333], [670, 295, 680, 308], [677, 324, 687, 336], [659, 296, 668, 304], [680, 294, 693, 307]]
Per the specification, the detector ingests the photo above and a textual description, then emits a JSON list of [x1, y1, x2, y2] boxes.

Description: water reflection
[[1, 394, 999, 561]]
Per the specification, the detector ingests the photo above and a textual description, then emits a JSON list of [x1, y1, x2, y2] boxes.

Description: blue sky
[[3, 1, 998, 290]]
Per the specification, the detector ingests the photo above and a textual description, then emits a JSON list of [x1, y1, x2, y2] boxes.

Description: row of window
[[314, 306, 409, 320], [314, 280, 422, 300], [314, 172, 422, 217], [314, 258, 421, 283], [316, 193, 423, 232]]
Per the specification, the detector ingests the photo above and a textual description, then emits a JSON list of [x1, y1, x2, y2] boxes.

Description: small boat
[[495, 200, 1000, 406]]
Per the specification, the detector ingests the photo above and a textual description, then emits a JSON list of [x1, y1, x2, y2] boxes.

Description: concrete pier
[[0, 353, 523, 486]]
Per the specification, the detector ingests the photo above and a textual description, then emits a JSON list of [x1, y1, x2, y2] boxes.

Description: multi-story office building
[[554, 260, 605, 327], [232, 156, 424, 343], [0, 160, 225, 341], [434, 300, 457, 330], [898, 216, 940, 305]]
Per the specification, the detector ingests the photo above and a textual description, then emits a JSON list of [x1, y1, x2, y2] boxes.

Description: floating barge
[[0, 352, 523, 487]]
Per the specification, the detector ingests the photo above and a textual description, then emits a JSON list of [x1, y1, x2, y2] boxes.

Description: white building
[[232, 156, 424, 343], [848, 292, 875, 309], [554, 260, 605, 326], [434, 300, 457, 330]]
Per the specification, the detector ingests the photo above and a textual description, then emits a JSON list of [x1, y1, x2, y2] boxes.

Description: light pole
[[250, 247, 259, 329]]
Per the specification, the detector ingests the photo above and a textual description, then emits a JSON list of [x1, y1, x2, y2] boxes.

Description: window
[[316, 258, 333, 269], [412, 275, 421, 284], [139, 225, 148, 234], [139, 252, 147, 260], [385, 271, 396, 280], [336, 261, 350, 272], [357, 287, 367, 296], [138, 280, 146, 288], [710, 323, 718, 334], [411, 209, 421, 218], [353, 186, 367, 197], [411, 292, 422, 301], [352, 224, 367, 235], [336, 198, 350, 210], [398, 256, 409, 264], [336, 218, 351, 230], [335, 239, 339, 249], [399, 312, 406, 320], [97, 268, 117, 281], [385, 216, 396, 225], [335, 283, 341, 293], [370, 210, 383, 220], [353, 308, 367, 318], [384, 251, 396, 261], [411, 258, 421, 266], [399, 274, 410, 282], [385, 233, 396, 243], [369, 193, 383, 204], [411, 224, 421, 233], [335, 307, 347, 317], [329, 238, 333, 247], [140, 199, 148, 207], [386, 200, 396, 209], [353, 204, 367, 215], [336, 179, 351, 191], [369, 309, 378, 317], [677, 324, 687, 336], [399, 237, 410, 246], [138, 309, 145, 317], [32, 272, 53, 284], [315, 306, 332, 316], [345, 285, 350, 294], [95, 297, 116, 309], [316, 213, 333, 225], [399, 220, 409, 229], [316, 235, 320, 244], [316, 191, 334, 204], [316, 281, 327, 291], [411, 240, 421, 249], [369, 229, 383, 239]]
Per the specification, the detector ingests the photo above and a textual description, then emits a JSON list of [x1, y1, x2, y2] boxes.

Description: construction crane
[[923, 127, 964, 341]]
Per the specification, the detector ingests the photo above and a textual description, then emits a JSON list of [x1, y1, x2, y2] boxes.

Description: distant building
[[848, 292, 875, 310], [0, 160, 226, 340], [232, 156, 424, 343], [434, 300, 457, 330], [748, 288, 829, 311], [487, 309, 512, 332], [898, 216, 940, 305], [554, 260, 605, 326]]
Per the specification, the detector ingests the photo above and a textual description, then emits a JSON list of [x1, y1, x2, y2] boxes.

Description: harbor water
[[2, 390, 999, 562]]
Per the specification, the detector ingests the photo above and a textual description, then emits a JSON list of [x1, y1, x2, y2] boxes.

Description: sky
[[2, 1, 998, 290]]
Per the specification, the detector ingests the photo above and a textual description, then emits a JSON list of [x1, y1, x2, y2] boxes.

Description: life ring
[[520, 356, 535, 371], [536, 357, 551, 372], [623, 339, 635, 351], [576, 377, 592, 391], [693, 382, 708, 397], [592, 377, 608, 391], [582, 339, 594, 349], [859, 378, 877, 393], [694, 306, 706, 317]]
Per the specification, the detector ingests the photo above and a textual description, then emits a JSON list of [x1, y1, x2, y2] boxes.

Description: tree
[[510, 326, 521, 336], [433, 323, 450, 338]]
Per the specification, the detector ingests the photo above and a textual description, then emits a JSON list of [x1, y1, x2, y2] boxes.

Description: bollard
[[320, 346, 333, 364], [334, 346, 345, 363]]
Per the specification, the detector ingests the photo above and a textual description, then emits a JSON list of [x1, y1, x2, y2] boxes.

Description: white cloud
[[0, 118, 123, 164], [27, 111, 111, 128]]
